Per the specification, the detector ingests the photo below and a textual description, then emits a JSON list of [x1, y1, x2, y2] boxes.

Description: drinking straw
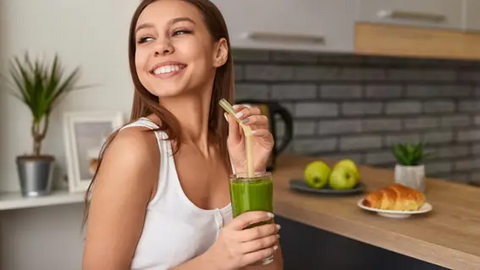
[[219, 98, 255, 178]]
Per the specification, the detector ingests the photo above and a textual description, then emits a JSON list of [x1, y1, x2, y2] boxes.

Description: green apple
[[334, 159, 360, 184], [329, 166, 357, 190], [304, 161, 331, 189], [334, 159, 357, 172]]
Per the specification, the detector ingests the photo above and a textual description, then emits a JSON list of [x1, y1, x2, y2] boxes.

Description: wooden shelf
[[355, 22, 480, 61], [0, 190, 85, 211]]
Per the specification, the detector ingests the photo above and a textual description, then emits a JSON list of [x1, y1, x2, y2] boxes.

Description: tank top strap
[[120, 117, 159, 131]]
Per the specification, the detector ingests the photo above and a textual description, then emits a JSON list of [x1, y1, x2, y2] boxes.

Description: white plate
[[357, 198, 433, 219]]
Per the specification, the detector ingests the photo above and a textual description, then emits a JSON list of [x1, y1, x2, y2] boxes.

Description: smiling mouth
[[150, 64, 187, 77]]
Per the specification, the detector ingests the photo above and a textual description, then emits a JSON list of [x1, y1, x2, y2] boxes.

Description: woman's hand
[[225, 104, 274, 174], [203, 211, 280, 270]]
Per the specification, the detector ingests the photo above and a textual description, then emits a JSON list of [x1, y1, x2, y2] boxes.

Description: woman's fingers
[[242, 115, 269, 128], [225, 113, 242, 143], [234, 106, 262, 121], [241, 245, 278, 266], [232, 105, 269, 129], [236, 223, 279, 242], [240, 234, 279, 254], [251, 129, 273, 141], [228, 211, 275, 231]]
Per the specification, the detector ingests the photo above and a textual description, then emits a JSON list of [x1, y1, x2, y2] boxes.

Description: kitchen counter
[[272, 154, 480, 270]]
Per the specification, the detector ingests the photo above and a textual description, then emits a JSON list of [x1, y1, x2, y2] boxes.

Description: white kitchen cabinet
[[465, 0, 480, 32], [356, 0, 463, 30], [211, 0, 356, 53]]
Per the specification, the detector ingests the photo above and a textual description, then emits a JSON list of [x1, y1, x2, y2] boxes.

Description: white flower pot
[[394, 164, 425, 192]]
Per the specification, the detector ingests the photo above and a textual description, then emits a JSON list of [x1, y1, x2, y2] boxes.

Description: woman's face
[[134, 0, 227, 98]]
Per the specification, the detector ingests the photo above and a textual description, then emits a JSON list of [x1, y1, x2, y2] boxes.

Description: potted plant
[[1, 52, 86, 197], [391, 142, 433, 192]]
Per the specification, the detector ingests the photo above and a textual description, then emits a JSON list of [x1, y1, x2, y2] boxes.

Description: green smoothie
[[229, 176, 273, 228]]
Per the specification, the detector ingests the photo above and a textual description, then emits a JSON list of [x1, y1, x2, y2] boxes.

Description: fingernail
[[224, 113, 228, 121], [251, 130, 258, 135], [242, 118, 250, 123], [276, 224, 281, 230], [235, 112, 243, 119], [233, 104, 239, 109], [273, 245, 278, 251], [278, 234, 281, 239], [267, 212, 274, 218]]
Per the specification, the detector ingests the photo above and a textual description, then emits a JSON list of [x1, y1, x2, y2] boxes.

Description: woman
[[81, 0, 283, 269]]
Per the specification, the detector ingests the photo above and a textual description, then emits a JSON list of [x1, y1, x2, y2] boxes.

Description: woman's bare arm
[[82, 128, 159, 270]]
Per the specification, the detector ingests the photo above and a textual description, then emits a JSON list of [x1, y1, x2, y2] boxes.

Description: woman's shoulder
[[110, 119, 160, 162], [119, 116, 161, 131], [92, 118, 161, 199], [98, 115, 163, 173]]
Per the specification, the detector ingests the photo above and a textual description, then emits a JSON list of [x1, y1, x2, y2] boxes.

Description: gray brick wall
[[233, 49, 480, 184]]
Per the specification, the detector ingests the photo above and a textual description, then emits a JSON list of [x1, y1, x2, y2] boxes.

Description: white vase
[[394, 164, 425, 192]]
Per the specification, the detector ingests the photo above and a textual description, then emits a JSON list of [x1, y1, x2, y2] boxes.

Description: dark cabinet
[[275, 215, 448, 270]]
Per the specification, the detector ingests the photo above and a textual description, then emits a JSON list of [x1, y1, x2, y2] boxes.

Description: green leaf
[[0, 52, 91, 155], [392, 144, 411, 165], [397, 143, 411, 165], [411, 143, 422, 165], [390, 141, 434, 166]]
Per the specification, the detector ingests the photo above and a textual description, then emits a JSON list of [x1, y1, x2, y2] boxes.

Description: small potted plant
[[391, 142, 433, 192], [1, 52, 87, 197]]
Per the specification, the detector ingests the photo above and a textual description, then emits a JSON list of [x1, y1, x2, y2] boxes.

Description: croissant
[[363, 183, 426, 211]]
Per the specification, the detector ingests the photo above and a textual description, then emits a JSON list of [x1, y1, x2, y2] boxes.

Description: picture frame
[[63, 111, 125, 193]]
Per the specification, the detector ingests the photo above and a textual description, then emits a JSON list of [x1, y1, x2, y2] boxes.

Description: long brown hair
[[82, 0, 235, 227]]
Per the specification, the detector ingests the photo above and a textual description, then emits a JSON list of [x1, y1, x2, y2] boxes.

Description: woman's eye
[[173, 30, 192, 36], [137, 36, 154, 44]]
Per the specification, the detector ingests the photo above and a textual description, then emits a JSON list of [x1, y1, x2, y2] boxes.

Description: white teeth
[[153, 65, 182, 75]]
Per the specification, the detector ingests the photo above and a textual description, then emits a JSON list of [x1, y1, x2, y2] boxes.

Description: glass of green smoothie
[[229, 171, 274, 265]]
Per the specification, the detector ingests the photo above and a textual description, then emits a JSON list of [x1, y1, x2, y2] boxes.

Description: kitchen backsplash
[[232, 49, 480, 184]]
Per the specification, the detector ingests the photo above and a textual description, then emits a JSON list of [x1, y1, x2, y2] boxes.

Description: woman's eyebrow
[[135, 23, 154, 34], [169, 17, 196, 25], [135, 17, 195, 34]]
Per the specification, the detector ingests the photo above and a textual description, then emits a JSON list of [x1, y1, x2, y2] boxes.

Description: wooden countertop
[[272, 154, 480, 270]]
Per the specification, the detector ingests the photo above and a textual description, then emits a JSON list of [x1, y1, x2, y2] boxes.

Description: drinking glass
[[229, 171, 274, 265]]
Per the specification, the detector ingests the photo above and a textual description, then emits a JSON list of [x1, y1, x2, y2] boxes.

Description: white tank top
[[119, 117, 233, 270]]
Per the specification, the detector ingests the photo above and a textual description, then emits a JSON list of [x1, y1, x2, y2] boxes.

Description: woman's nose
[[153, 39, 174, 56]]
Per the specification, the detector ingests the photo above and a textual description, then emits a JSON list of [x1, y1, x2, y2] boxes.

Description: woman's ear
[[213, 38, 228, 67]]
